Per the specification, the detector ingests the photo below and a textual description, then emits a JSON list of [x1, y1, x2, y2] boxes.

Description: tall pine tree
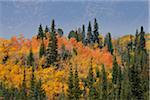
[[86, 21, 93, 44], [73, 65, 81, 99], [27, 48, 34, 66], [93, 18, 99, 44], [67, 63, 74, 99], [101, 64, 107, 100], [37, 24, 44, 39], [39, 39, 45, 58], [87, 59, 98, 99]]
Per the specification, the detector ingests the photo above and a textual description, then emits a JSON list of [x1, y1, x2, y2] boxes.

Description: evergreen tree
[[45, 25, 49, 33], [39, 39, 45, 58], [28, 65, 37, 100], [139, 26, 145, 51], [87, 21, 93, 44], [27, 48, 34, 66], [37, 24, 44, 39], [112, 56, 118, 84], [36, 79, 46, 100], [117, 65, 122, 100], [104, 32, 113, 54], [73, 65, 81, 99], [45, 21, 58, 67], [112, 56, 118, 100], [82, 24, 85, 43], [20, 68, 27, 100], [87, 59, 98, 99], [129, 65, 144, 99], [51, 19, 55, 33], [67, 63, 74, 99], [101, 64, 107, 100], [93, 18, 99, 44]]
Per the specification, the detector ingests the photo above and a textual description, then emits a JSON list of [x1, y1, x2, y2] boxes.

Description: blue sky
[[0, 0, 149, 39]]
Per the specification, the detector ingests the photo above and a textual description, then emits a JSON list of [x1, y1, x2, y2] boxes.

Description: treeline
[[0, 18, 149, 100]]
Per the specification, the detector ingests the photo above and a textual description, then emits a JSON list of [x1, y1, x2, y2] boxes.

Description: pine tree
[[67, 63, 74, 99], [112, 56, 118, 100], [101, 64, 107, 100], [51, 19, 55, 33], [82, 24, 85, 43], [93, 18, 99, 44], [28, 65, 36, 100], [87, 59, 98, 99], [112, 56, 118, 84], [39, 39, 45, 58], [104, 32, 113, 54], [37, 24, 44, 39], [45, 25, 49, 33], [36, 79, 46, 100], [20, 68, 27, 100], [73, 65, 81, 99], [27, 48, 34, 66], [45, 20, 58, 67], [129, 65, 144, 99], [117, 65, 122, 100], [87, 21, 93, 44], [139, 26, 145, 51]]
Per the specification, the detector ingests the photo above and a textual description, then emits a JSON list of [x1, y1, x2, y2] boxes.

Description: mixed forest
[[0, 19, 149, 100]]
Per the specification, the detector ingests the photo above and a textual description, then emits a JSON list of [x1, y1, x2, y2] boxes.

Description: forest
[[0, 19, 149, 100]]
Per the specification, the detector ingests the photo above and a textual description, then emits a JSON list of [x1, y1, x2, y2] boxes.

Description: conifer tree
[[51, 19, 55, 33], [27, 48, 34, 66], [104, 32, 113, 54], [36, 79, 46, 100], [87, 21, 93, 44], [82, 24, 85, 43], [87, 59, 98, 99], [117, 65, 122, 100], [28, 65, 38, 100], [20, 68, 27, 100], [139, 26, 145, 51], [39, 39, 45, 58], [112, 56, 118, 100], [101, 64, 107, 100], [112, 56, 118, 84], [45, 25, 49, 33], [45, 20, 58, 67], [93, 18, 99, 44], [37, 24, 44, 39], [73, 65, 81, 99], [129, 65, 144, 99], [67, 63, 74, 99]]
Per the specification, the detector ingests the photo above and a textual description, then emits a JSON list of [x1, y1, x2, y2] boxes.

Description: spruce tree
[[39, 39, 45, 58], [45, 20, 58, 67], [117, 65, 122, 100], [27, 48, 34, 66], [112, 56, 118, 84], [28, 65, 37, 100], [73, 65, 81, 99], [139, 26, 145, 51], [51, 19, 55, 33], [93, 18, 99, 44], [112, 56, 118, 100], [87, 21, 93, 44], [104, 32, 113, 54], [67, 63, 74, 99], [36, 79, 46, 100], [45, 25, 49, 33], [82, 24, 85, 43], [129, 65, 144, 99], [20, 68, 27, 100], [37, 24, 44, 39], [101, 64, 107, 100], [87, 59, 98, 99]]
